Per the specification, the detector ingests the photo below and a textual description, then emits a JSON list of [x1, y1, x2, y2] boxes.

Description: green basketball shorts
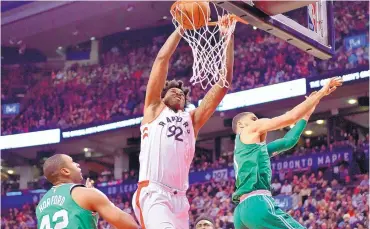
[[233, 195, 306, 229]]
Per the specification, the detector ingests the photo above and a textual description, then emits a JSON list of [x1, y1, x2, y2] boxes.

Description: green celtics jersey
[[232, 135, 272, 204], [36, 183, 98, 229]]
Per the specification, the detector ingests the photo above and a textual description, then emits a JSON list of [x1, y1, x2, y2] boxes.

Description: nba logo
[[307, 3, 318, 32]]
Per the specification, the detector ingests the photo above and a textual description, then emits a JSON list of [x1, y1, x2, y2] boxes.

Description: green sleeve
[[267, 119, 307, 157]]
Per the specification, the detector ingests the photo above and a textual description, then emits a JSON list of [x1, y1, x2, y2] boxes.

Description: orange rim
[[208, 15, 249, 26]]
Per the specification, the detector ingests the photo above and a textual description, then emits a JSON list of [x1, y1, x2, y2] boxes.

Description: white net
[[171, 1, 236, 90]]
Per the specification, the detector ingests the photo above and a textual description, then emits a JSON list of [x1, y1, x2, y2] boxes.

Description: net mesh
[[171, 2, 236, 90]]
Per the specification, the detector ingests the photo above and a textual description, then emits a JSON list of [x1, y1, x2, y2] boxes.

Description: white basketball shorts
[[132, 180, 190, 229]]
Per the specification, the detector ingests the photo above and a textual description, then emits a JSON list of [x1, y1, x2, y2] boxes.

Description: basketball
[[171, 1, 210, 30]]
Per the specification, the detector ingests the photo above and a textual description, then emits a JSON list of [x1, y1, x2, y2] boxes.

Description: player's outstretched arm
[[267, 119, 307, 157], [144, 28, 183, 111], [250, 77, 342, 134], [267, 92, 318, 157], [72, 187, 139, 229], [191, 17, 234, 136]]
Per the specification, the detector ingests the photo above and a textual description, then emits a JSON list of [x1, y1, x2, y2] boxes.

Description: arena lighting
[[253, 26, 257, 30], [83, 148, 89, 152], [64, 102, 193, 138], [62, 117, 143, 138], [348, 99, 357, 104], [127, 5, 134, 12], [199, 78, 306, 112], [62, 80, 305, 139], [85, 151, 92, 158], [58, 46, 62, 50], [90, 37, 96, 41], [305, 130, 313, 135], [0, 129, 61, 150], [125, 27, 131, 31], [163, 16, 168, 19], [7, 170, 14, 174], [316, 120, 325, 125]]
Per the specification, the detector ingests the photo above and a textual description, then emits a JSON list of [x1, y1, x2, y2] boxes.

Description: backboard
[[215, 0, 335, 60]]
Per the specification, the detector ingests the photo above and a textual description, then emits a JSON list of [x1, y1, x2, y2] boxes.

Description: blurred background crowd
[[1, 1, 369, 229], [1, 1, 368, 136], [2, 166, 368, 229]]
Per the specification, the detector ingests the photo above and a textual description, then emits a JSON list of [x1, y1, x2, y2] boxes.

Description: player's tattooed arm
[[144, 28, 184, 111], [191, 21, 234, 136], [219, 15, 235, 87], [192, 85, 227, 136]]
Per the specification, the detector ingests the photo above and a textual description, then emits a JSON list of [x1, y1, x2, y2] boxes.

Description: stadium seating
[[1, 134, 369, 228], [1, 167, 368, 228], [1, 1, 368, 136], [0, 1, 368, 228]]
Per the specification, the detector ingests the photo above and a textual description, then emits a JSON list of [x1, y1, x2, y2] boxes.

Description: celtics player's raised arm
[[267, 92, 318, 157], [71, 186, 139, 229], [144, 28, 184, 111], [250, 77, 342, 134]]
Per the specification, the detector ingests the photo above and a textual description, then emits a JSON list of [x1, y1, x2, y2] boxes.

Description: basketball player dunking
[[132, 17, 235, 229]]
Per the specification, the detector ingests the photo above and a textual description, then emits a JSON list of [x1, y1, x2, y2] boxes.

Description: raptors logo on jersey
[[139, 106, 195, 191]]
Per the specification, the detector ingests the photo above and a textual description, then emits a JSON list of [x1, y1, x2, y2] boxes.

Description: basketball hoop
[[171, 1, 240, 90]]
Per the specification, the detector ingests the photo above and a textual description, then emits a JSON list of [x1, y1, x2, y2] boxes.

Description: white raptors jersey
[[139, 106, 195, 191]]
